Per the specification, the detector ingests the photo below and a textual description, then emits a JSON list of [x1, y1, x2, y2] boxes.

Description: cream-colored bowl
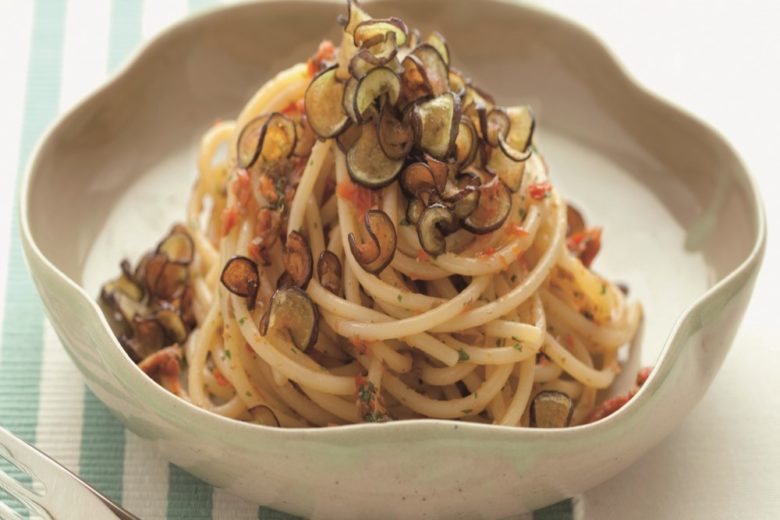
[[19, 1, 765, 518]]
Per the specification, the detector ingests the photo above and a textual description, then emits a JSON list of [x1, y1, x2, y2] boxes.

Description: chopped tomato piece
[[587, 366, 653, 423], [338, 179, 377, 216], [281, 99, 305, 116], [508, 224, 529, 237], [636, 366, 652, 386], [258, 173, 279, 203], [221, 207, 237, 236], [213, 367, 231, 387], [528, 182, 552, 201], [233, 169, 252, 208], [567, 228, 602, 268], [349, 337, 369, 354], [307, 40, 336, 76], [477, 247, 496, 260]]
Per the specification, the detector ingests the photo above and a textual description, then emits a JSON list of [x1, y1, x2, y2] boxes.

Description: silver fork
[[0, 426, 139, 520]]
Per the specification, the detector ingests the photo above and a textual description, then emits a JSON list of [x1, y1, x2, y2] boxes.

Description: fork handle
[[0, 426, 139, 520]]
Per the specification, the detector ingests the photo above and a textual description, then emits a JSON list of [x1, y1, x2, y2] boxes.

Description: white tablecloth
[[0, 1, 777, 519]]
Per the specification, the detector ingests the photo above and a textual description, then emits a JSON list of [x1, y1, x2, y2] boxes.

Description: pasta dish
[[99, 1, 645, 428]]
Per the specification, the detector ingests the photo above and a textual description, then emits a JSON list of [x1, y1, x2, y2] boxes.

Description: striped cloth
[[0, 1, 575, 518]]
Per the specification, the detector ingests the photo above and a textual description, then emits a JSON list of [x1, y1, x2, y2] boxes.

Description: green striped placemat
[[0, 1, 575, 518]]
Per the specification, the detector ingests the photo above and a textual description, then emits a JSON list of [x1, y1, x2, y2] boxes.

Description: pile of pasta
[[100, 1, 642, 428]]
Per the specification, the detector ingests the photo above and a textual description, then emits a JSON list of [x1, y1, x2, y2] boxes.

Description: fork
[[0, 426, 139, 520]]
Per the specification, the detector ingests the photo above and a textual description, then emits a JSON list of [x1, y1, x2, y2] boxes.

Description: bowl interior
[[27, 0, 758, 389]]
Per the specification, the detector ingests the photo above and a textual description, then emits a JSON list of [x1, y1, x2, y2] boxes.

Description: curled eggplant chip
[[236, 113, 296, 168], [566, 203, 586, 237], [144, 254, 188, 300], [406, 27, 420, 49], [255, 207, 282, 252], [453, 117, 478, 168], [305, 65, 350, 138], [425, 31, 450, 66], [317, 250, 343, 295], [448, 69, 468, 99], [346, 122, 405, 189], [156, 229, 194, 265], [411, 44, 449, 96], [342, 77, 359, 123], [276, 271, 295, 290], [354, 66, 401, 121], [423, 154, 450, 191], [220, 255, 260, 310], [103, 270, 144, 303], [336, 122, 362, 154], [363, 31, 398, 62], [531, 390, 573, 428], [99, 278, 145, 340], [498, 105, 535, 161], [155, 308, 188, 344], [462, 175, 511, 234], [348, 209, 397, 274], [293, 115, 317, 157], [236, 114, 269, 169], [283, 231, 313, 289], [445, 172, 482, 219], [398, 55, 433, 108], [410, 93, 460, 160], [461, 86, 492, 132], [417, 203, 457, 256], [353, 18, 409, 47], [406, 197, 424, 225], [399, 162, 440, 198], [349, 32, 398, 79], [344, 0, 370, 34], [483, 107, 510, 147], [178, 285, 197, 329], [260, 287, 319, 351], [127, 315, 167, 360], [260, 113, 297, 162], [248, 404, 281, 427], [486, 144, 526, 192], [377, 103, 413, 160]]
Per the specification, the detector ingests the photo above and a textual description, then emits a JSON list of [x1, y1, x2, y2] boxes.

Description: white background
[[0, 1, 778, 518]]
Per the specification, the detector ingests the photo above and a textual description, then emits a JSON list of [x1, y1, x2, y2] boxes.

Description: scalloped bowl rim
[[18, 0, 766, 447]]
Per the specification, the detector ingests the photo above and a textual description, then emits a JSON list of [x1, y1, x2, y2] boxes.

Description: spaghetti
[[99, 1, 643, 428]]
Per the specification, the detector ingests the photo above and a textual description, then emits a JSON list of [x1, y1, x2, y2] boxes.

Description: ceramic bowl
[[19, 0, 765, 518]]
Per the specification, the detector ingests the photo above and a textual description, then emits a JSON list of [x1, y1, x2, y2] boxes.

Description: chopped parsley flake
[[518, 207, 526, 219], [223, 349, 232, 360], [245, 391, 251, 398], [363, 411, 388, 423], [601, 283, 607, 295], [238, 317, 246, 325], [399, 217, 411, 226], [458, 348, 470, 362], [358, 381, 374, 403], [397, 294, 402, 302], [512, 343, 522, 351]]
